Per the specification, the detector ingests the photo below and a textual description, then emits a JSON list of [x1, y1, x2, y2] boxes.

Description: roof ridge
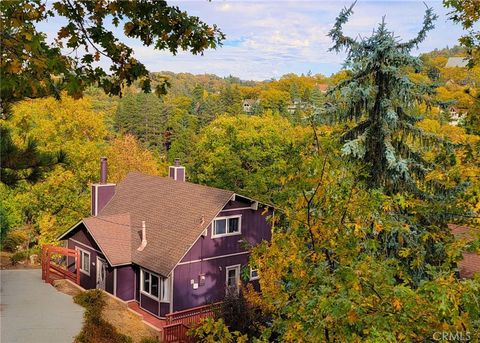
[[123, 171, 235, 195]]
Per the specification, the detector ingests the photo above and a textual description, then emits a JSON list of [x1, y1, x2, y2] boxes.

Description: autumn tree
[[188, 113, 311, 204], [0, 0, 223, 184], [444, 0, 480, 65], [1, 96, 162, 245]]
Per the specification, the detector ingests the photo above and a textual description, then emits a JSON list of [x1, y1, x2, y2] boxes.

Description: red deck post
[[75, 249, 80, 285], [45, 249, 50, 284]]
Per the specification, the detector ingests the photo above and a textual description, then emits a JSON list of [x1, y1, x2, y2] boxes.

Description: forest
[[1, 0, 480, 341]]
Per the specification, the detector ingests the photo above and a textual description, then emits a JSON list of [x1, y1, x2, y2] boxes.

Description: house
[[446, 106, 467, 126], [58, 158, 272, 318], [445, 57, 469, 68], [449, 224, 480, 278], [316, 83, 329, 93], [242, 99, 257, 114]]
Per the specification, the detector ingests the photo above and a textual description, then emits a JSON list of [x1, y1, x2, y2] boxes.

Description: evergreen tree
[[114, 93, 165, 151], [328, 4, 440, 191]]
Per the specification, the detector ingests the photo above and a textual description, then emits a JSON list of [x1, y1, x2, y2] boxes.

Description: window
[[140, 269, 170, 302], [77, 248, 90, 275], [249, 268, 259, 281], [225, 265, 240, 295], [212, 215, 241, 238]]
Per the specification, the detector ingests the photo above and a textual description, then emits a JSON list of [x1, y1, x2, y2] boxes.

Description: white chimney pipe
[[137, 221, 147, 251]]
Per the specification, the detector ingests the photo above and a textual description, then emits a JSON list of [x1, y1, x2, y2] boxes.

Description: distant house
[[58, 158, 272, 318], [446, 106, 467, 126], [445, 57, 469, 68], [449, 224, 480, 278], [242, 99, 257, 114], [316, 84, 329, 93], [287, 97, 309, 114]]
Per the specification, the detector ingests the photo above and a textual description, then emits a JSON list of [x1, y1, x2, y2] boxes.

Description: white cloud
[[37, 1, 468, 80]]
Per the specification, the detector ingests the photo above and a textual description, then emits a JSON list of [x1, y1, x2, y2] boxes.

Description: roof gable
[[99, 172, 234, 275]]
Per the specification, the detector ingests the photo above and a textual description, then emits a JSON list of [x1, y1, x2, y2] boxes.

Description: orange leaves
[[392, 298, 402, 311]]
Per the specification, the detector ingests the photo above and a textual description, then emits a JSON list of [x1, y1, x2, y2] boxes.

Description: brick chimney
[[169, 158, 185, 182], [91, 157, 116, 216]]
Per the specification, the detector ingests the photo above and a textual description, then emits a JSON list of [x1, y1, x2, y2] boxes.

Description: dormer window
[[212, 215, 241, 238]]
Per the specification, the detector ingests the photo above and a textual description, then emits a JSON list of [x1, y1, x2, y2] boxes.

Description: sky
[[40, 0, 467, 80]]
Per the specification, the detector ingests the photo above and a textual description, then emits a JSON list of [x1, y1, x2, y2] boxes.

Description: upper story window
[[249, 268, 259, 281], [140, 268, 170, 302], [76, 247, 90, 275], [212, 215, 241, 238]]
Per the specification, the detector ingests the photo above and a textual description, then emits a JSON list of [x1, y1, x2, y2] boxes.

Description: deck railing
[[41, 245, 80, 285], [165, 302, 220, 326], [163, 323, 191, 343]]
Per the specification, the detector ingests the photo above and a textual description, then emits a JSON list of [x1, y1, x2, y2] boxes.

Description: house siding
[[173, 200, 272, 312], [173, 254, 250, 312], [180, 204, 272, 263], [116, 265, 135, 301], [66, 225, 114, 293]]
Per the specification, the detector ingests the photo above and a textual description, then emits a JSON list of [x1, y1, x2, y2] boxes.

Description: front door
[[96, 257, 107, 290], [225, 265, 240, 295]]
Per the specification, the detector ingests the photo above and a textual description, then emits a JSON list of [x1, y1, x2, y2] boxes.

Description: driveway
[[1, 269, 84, 343]]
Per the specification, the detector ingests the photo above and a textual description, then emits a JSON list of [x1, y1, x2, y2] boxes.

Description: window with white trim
[[76, 248, 90, 275], [140, 269, 170, 302], [212, 215, 241, 238], [249, 268, 259, 280]]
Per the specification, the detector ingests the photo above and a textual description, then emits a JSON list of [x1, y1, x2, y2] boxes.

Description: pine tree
[[328, 3, 441, 191]]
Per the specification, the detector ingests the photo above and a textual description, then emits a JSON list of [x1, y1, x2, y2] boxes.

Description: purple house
[[58, 158, 272, 318]]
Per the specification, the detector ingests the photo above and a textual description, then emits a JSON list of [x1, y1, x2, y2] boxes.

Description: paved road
[[1, 269, 84, 343]]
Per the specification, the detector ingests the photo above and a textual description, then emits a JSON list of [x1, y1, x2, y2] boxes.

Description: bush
[[75, 318, 132, 343], [139, 338, 158, 343], [2, 230, 28, 252], [74, 290, 134, 343], [217, 287, 269, 338], [188, 318, 248, 343], [74, 289, 106, 320], [10, 250, 29, 265]]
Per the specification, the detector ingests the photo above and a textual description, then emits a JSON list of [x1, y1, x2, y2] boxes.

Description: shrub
[[75, 317, 132, 343], [2, 230, 28, 252], [10, 250, 29, 265], [139, 338, 158, 343], [188, 318, 248, 343], [74, 289, 106, 320], [217, 287, 269, 338], [74, 290, 134, 343]]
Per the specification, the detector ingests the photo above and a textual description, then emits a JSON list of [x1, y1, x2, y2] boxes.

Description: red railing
[[165, 302, 220, 326], [163, 302, 221, 342], [41, 245, 80, 285], [163, 323, 191, 343]]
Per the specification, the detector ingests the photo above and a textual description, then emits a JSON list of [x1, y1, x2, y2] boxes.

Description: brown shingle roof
[[99, 172, 234, 276], [449, 224, 480, 278], [83, 214, 131, 266]]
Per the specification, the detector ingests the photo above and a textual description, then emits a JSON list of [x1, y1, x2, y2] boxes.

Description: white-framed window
[[249, 268, 259, 281], [225, 264, 241, 295], [140, 268, 170, 302], [76, 247, 90, 276], [212, 215, 241, 238]]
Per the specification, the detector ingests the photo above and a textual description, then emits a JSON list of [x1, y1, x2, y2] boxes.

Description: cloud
[[37, 1, 468, 80]]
